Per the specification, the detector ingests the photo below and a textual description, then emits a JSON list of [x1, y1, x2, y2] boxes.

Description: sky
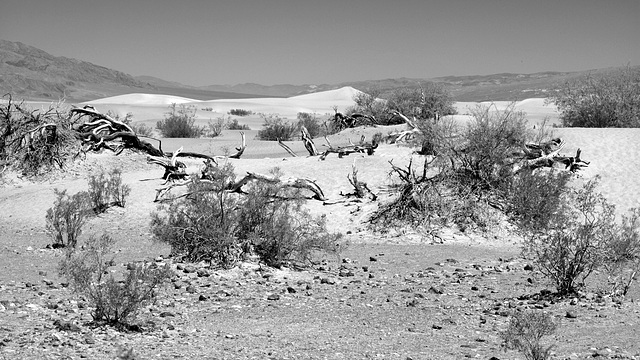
[[1, 0, 639, 86]]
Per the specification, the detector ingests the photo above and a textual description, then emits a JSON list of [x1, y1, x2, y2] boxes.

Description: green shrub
[[87, 168, 131, 214], [45, 189, 90, 248], [500, 310, 556, 360], [59, 233, 171, 326], [228, 109, 253, 116], [156, 103, 204, 138], [257, 114, 297, 141], [150, 163, 342, 268], [550, 66, 640, 127]]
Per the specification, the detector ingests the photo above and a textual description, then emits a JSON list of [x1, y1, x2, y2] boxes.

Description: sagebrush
[[45, 189, 90, 248], [501, 310, 557, 360]]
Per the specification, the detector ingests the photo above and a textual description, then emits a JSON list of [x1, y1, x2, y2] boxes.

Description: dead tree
[[300, 126, 318, 156], [319, 135, 378, 160]]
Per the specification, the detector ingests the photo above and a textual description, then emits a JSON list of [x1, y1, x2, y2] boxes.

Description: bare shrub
[[501, 310, 557, 360], [0, 95, 79, 177], [156, 103, 204, 138], [257, 114, 297, 141], [59, 233, 171, 326], [296, 112, 322, 138], [206, 117, 226, 138], [87, 168, 131, 214], [45, 189, 90, 248], [386, 84, 456, 121]]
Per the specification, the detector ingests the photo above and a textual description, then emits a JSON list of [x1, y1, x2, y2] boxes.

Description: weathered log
[[154, 170, 326, 202], [228, 132, 246, 159], [319, 135, 378, 160], [278, 139, 298, 157], [300, 126, 318, 156]]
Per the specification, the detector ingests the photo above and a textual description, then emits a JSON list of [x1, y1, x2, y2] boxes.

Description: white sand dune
[[87, 93, 200, 105]]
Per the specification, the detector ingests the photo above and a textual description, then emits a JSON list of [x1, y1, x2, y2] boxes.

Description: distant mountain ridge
[[1, 39, 635, 102]]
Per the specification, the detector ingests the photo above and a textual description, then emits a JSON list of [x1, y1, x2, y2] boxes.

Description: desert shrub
[[59, 233, 171, 326], [550, 66, 640, 127], [156, 103, 204, 138], [228, 109, 253, 116], [151, 163, 342, 268], [130, 123, 153, 137], [603, 208, 640, 298], [236, 171, 342, 267], [297, 112, 323, 138], [524, 177, 619, 295], [87, 168, 131, 214], [500, 310, 557, 360], [227, 118, 251, 130], [0, 95, 78, 177], [349, 88, 391, 124], [206, 117, 226, 138], [386, 84, 456, 121], [151, 163, 242, 268], [45, 189, 90, 248], [257, 114, 297, 141], [507, 168, 573, 232]]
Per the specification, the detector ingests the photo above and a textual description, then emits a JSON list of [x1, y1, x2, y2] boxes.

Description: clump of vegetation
[[0, 95, 78, 177], [372, 103, 531, 233], [87, 168, 131, 214], [150, 163, 342, 268], [550, 66, 640, 127], [45, 189, 90, 248], [501, 310, 557, 360], [206, 117, 226, 138], [45, 168, 131, 247], [156, 103, 204, 138], [227, 118, 251, 130], [256, 114, 297, 141], [228, 109, 253, 116], [59, 233, 171, 327]]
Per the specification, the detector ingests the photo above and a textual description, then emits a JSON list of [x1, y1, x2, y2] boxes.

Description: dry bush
[[550, 65, 640, 128], [228, 109, 253, 116], [45, 189, 90, 248], [151, 163, 342, 268], [603, 208, 640, 298], [0, 95, 79, 177], [524, 177, 618, 295], [59, 233, 172, 327], [501, 310, 557, 360], [87, 168, 131, 214], [226, 118, 251, 130], [257, 114, 297, 141], [156, 103, 204, 138]]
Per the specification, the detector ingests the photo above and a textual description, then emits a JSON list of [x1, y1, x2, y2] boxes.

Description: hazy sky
[[2, 0, 638, 86]]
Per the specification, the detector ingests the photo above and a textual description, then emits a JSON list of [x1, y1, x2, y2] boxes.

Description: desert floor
[[1, 92, 640, 359]]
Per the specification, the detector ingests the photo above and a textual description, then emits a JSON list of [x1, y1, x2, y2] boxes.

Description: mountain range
[[0, 39, 631, 102]]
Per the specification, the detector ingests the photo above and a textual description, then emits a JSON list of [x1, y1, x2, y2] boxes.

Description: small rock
[[369, 256, 377, 262], [183, 265, 197, 273], [186, 285, 197, 294], [342, 258, 352, 263], [471, 286, 479, 291], [53, 320, 81, 332], [159, 311, 175, 318], [196, 268, 210, 277], [38, 270, 47, 276], [198, 294, 208, 301], [428, 286, 443, 295], [320, 277, 336, 285], [566, 310, 578, 319], [524, 264, 534, 271], [286, 286, 297, 294], [432, 324, 442, 330], [267, 294, 280, 301]]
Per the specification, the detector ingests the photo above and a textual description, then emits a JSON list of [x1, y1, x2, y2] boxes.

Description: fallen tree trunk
[[319, 135, 378, 160]]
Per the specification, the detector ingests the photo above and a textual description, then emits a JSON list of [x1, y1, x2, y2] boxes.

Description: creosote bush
[[59, 233, 171, 326], [150, 163, 342, 268], [501, 310, 557, 360], [156, 103, 204, 138]]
